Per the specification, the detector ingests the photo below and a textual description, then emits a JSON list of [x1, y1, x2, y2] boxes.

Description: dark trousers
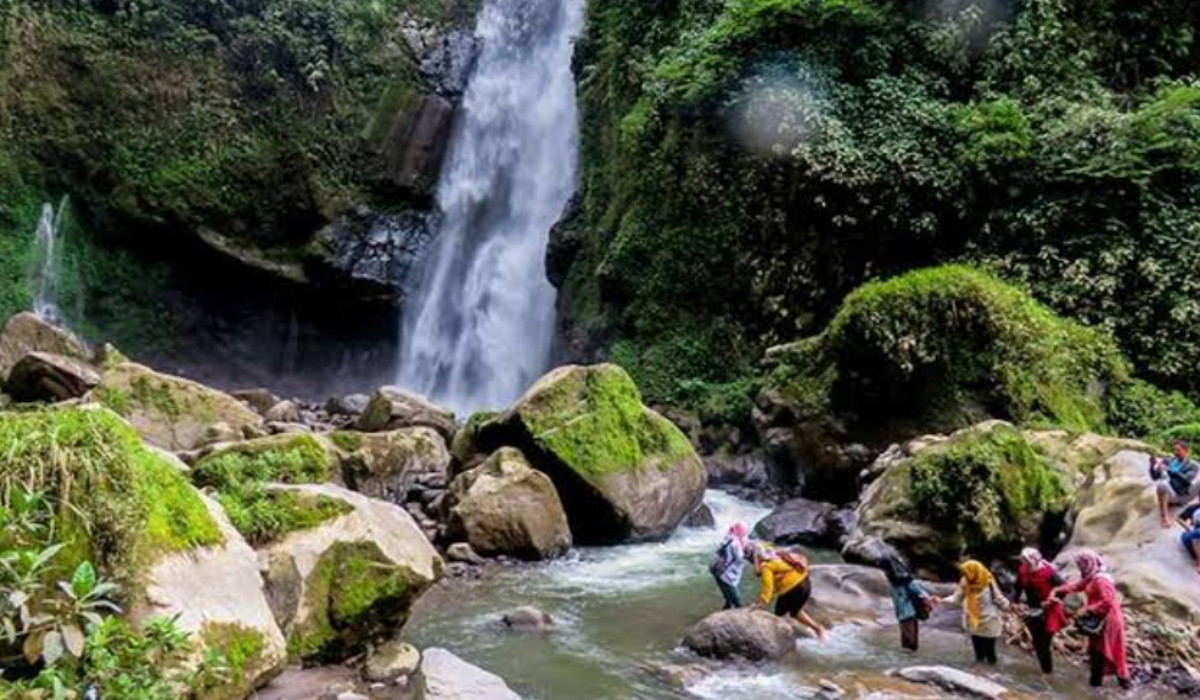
[[712, 572, 742, 609], [1026, 615, 1053, 673], [899, 617, 919, 651], [971, 635, 997, 664], [1088, 646, 1132, 689]]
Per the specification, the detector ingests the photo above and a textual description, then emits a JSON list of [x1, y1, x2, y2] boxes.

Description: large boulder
[[443, 447, 572, 560], [336, 427, 451, 503], [897, 666, 1014, 699], [256, 483, 442, 663], [130, 492, 288, 699], [1058, 448, 1200, 625], [0, 312, 88, 383], [4, 351, 101, 402], [356, 386, 456, 440], [847, 422, 1091, 574], [87, 362, 264, 451], [682, 609, 797, 661], [414, 648, 520, 700], [805, 564, 896, 627], [753, 498, 837, 547], [478, 364, 706, 544]]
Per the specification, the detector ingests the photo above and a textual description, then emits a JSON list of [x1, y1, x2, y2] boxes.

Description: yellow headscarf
[[959, 560, 994, 630]]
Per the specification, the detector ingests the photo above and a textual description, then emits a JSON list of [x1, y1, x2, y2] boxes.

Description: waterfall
[[396, 0, 583, 416], [31, 196, 69, 325]]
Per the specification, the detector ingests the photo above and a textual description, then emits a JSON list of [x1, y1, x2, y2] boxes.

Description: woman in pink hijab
[[1051, 550, 1130, 689], [709, 522, 750, 609]]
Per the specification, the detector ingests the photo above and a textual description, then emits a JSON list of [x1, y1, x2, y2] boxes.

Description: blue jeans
[[1182, 529, 1200, 559], [712, 571, 742, 609]]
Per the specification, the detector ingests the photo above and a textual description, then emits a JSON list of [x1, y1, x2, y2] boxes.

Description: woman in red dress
[[1051, 550, 1131, 689]]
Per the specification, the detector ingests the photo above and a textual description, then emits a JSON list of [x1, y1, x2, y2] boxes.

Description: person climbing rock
[[878, 553, 933, 652], [1010, 548, 1066, 674], [1051, 550, 1131, 689], [1150, 441, 1200, 528], [753, 547, 826, 641], [940, 560, 1010, 665], [709, 522, 749, 609]]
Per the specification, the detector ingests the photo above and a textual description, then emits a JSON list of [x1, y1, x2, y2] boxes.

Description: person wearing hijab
[[879, 553, 933, 651], [1051, 550, 1131, 689], [710, 522, 749, 609], [1011, 547, 1066, 674], [754, 548, 826, 640], [941, 559, 1010, 664]]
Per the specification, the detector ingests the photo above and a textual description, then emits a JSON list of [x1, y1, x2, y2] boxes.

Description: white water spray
[[31, 196, 68, 324], [396, 0, 583, 415]]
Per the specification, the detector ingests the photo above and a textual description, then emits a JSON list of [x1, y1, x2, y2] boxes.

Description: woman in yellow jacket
[[755, 548, 826, 640]]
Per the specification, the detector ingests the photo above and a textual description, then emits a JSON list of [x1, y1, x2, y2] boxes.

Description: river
[[405, 490, 1141, 699]]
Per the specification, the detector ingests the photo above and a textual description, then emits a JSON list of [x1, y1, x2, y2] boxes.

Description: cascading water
[[31, 196, 68, 324], [396, 0, 583, 415]]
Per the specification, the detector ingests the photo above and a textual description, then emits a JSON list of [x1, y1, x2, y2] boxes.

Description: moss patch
[[512, 365, 695, 481], [908, 424, 1070, 558], [192, 434, 341, 545], [0, 407, 221, 596], [765, 265, 1129, 437], [287, 541, 418, 664], [197, 623, 268, 700]]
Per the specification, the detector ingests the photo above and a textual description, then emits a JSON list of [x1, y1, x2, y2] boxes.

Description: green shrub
[[1107, 378, 1200, 441]]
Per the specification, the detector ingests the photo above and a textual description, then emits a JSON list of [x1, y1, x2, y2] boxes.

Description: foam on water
[[687, 670, 812, 700]]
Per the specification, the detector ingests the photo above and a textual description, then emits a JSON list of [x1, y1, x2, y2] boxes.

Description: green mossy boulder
[[337, 427, 452, 502], [848, 421, 1127, 574], [87, 362, 264, 451], [191, 433, 347, 546], [756, 265, 1129, 500], [256, 484, 442, 664], [478, 364, 706, 544]]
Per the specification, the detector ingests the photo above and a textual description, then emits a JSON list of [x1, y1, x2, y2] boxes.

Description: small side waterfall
[[396, 0, 584, 415], [31, 196, 69, 324]]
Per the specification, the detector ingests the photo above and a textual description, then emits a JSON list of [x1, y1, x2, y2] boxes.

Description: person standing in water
[[879, 553, 933, 651], [1051, 550, 1131, 689], [754, 548, 826, 640], [1010, 547, 1066, 674], [709, 523, 749, 609], [940, 560, 1010, 665]]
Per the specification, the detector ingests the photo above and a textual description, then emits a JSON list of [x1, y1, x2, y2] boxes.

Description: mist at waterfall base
[[405, 490, 1105, 700], [396, 0, 583, 416]]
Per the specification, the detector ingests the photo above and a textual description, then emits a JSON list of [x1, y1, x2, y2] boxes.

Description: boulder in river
[[256, 483, 443, 663], [4, 351, 101, 402], [414, 647, 520, 700], [356, 386, 456, 440], [753, 497, 837, 547], [1058, 447, 1200, 625], [478, 364, 706, 544], [682, 609, 797, 661], [896, 666, 1013, 699], [683, 502, 716, 529], [87, 362, 265, 451], [502, 605, 554, 631], [443, 447, 572, 560], [364, 640, 421, 682], [0, 311, 88, 383]]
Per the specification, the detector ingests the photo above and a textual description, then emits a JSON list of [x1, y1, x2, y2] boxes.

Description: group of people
[[711, 532, 1130, 690], [707, 440, 1200, 690]]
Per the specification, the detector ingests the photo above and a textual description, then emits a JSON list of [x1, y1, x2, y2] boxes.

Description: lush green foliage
[[909, 424, 1069, 558], [191, 435, 347, 544], [564, 0, 1200, 404], [764, 265, 1128, 434]]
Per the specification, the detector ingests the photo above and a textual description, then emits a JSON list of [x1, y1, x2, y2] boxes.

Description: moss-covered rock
[[337, 427, 451, 503], [449, 410, 499, 475], [443, 447, 572, 560], [478, 364, 706, 544], [191, 433, 347, 546], [256, 483, 441, 664], [356, 385, 456, 439], [0, 406, 223, 589], [848, 421, 1127, 574], [756, 265, 1129, 499], [87, 362, 264, 451]]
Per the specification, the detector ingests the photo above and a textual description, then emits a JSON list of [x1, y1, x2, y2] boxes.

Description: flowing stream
[[407, 490, 1134, 700], [396, 0, 583, 416]]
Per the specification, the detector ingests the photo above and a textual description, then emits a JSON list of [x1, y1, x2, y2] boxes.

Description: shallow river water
[[405, 491, 1144, 699]]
